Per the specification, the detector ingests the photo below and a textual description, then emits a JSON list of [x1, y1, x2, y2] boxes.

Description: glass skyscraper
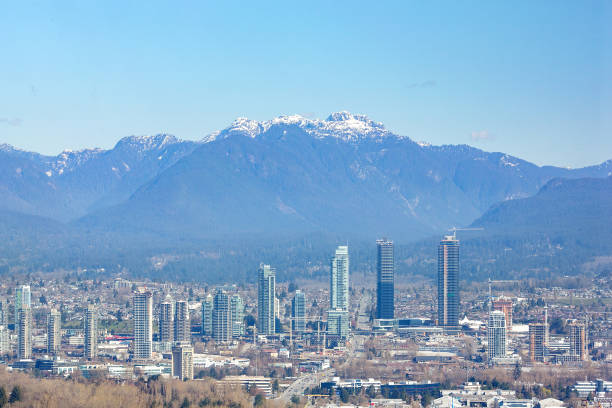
[[257, 264, 276, 335], [376, 239, 394, 319], [291, 290, 306, 333], [437, 235, 460, 329]]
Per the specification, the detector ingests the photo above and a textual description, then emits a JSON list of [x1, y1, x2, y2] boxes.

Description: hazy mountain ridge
[[1, 112, 611, 280], [0, 134, 200, 220]]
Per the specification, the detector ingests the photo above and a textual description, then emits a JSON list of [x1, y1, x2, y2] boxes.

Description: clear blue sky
[[1, 1, 611, 167]]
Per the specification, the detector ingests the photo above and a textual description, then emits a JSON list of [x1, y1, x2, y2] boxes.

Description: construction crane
[[447, 226, 484, 239]]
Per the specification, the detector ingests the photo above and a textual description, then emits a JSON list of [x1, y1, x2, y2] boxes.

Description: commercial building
[[133, 290, 153, 360], [84, 304, 98, 360], [221, 376, 273, 398], [438, 236, 459, 330], [172, 343, 194, 380], [212, 290, 231, 342], [327, 308, 349, 339], [257, 264, 276, 335], [174, 300, 190, 344], [376, 239, 394, 319], [487, 310, 507, 362], [47, 309, 61, 356], [291, 290, 306, 333]]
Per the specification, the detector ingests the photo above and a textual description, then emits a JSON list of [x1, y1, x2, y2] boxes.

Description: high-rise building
[[212, 290, 231, 342], [257, 264, 276, 335], [376, 239, 394, 319], [492, 297, 513, 330], [133, 290, 153, 360], [172, 343, 194, 380], [47, 309, 61, 356], [202, 294, 213, 336], [327, 308, 349, 339], [84, 305, 97, 360], [230, 294, 244, 338], [487, 310, 507, 361], [17, 306, 32, 360], [330, 246, 349, 311], [159, 298, 174, 347], [0, 299, 6, 326], [437, 235, 460, 329], [0, 325, 9, 355], [291, 290, 306, 333], [15, 285, 31, 326], [529, 323, 546, 362], [174, 300, 190, 344], [569, 321, 588, 361]]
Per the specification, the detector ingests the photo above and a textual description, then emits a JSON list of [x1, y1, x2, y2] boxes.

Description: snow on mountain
[[204, 111, 408, 143], [114, 133, 182, 151], [50, 148, 104, 175]]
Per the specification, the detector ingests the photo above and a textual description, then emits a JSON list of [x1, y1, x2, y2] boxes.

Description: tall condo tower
[[212, 290, 231, 342], [84, 304, 97, 360], [15, 285, 31, 326], [174, 300, 190, 343], [376, 239, 394, 319], [330, 246, 349, 310], [47, 309, 61, 355], [257, 264, 276, 335], [172, 343, 194, 380], [133, 290, 153, 360], [437, 235, 460, 329], [292, 290, 306, 333], [569, 321, 588, 361], [202, 294, 213, 336], [487, 310, 507, 362], [529, 323, 546, 362], [328, 246, 350, 339], [159, 297, 174, 346], [492, 297, 513, 330], [17, 306, 32, 360], [230, 294, 245, 338]]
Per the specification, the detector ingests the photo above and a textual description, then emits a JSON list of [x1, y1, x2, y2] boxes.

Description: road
[[278, 368, 334, 403]]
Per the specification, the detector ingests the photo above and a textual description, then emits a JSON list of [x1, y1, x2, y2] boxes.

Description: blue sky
[[1, 1, 610, 167]]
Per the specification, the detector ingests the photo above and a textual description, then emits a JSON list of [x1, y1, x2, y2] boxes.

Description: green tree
[[8, 386, 21, 404], [513, 363, 522, 380], [339, 388, 349, 403], [0, 386, 7, 407], [253, 394, 264, 407], [181, 397, 191, 408]]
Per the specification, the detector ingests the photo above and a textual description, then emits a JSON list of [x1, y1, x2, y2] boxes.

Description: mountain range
[[1, 112, 611, 280]]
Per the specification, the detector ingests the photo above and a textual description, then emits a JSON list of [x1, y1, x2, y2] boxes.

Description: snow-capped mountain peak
[[204, 111, 405, 143], [115, 133, 181, 151]]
